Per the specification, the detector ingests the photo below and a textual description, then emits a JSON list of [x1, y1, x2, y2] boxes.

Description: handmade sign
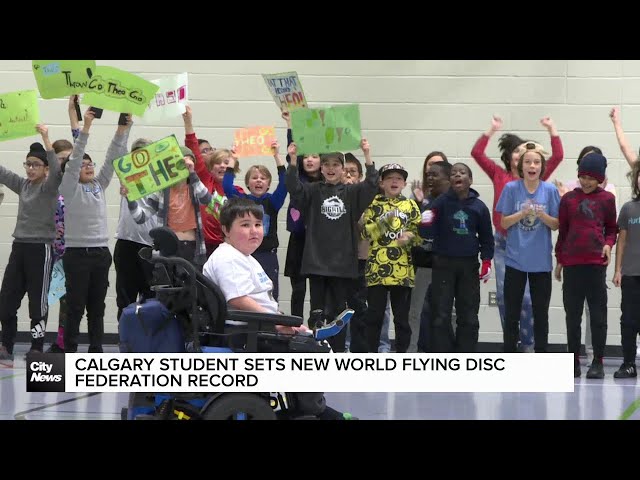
[[142, 73, 188, 123], [0, 90, 40, 142], [32, 60, 97, 99], [262, 72, 307, 111], [291, 104, 361, 154], [113, 135, 188, 201], [48, 260, 66, 306], [81, 66, 159, 116], [233, 126, 276, 157]]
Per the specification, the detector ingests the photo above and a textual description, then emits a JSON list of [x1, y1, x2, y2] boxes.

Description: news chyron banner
[[27, 353, 575, 393]]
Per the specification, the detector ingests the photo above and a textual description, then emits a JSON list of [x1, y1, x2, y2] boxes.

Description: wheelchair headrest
[[149, 227, 179, 257]]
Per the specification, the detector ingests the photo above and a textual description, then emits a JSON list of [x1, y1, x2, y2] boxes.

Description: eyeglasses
[[201, 147, 215, 154], [23, 162, 45, 169], [81, 162, 95, 169], [344, 169, 360, 176]]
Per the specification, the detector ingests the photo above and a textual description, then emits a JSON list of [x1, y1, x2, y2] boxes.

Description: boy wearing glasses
[[0, 125, 61, 366], [59, 109, 132, 353]]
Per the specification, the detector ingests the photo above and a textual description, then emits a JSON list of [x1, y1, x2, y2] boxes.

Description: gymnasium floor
[[1, 344, 638, 420]]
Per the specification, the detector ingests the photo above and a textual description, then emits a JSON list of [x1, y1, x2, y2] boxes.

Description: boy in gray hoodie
[[60, 109, 132, 353], [0, 125, 62, 366]]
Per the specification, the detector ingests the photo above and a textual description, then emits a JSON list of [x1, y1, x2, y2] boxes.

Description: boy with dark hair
[[59, 109, 132, 353], [203, 197, 357, 420], [425, 162, 494, 352], [416, 161, 451, 352], [555, 152, 617, 378], [285, 140, 379, 353]]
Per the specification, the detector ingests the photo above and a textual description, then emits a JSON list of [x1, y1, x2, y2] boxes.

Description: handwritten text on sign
[[113, 135, 188, 201], [32, 60, 97, 99], [233, 126, 276, 157], [0, 90, 40, 142], [262, 72, 307, 111], [81, 66, 160, 116]]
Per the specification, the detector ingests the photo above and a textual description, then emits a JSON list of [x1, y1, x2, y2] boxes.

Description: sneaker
[[0, 345, 14, 368], [88, 346, 103, 353], [46, 344, 64, 354], [586, 360, 605, 379], [574, 363, 581, 378], [614, 363, 637, 379]]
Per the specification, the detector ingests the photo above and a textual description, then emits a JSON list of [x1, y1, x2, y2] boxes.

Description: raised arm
[[184, 156, 212, 206], [39, 124, 62, 192], [182, 105, 215, 187], [285, 142, 311, 209], [60, 111, 93, 198], [98, 113, 132, 190], [540, 117, 564, 180], [610, 107, 638, 167], [470, 115, 502, 179], [68, 95, 81, 141], [269, 141, 288, 210]]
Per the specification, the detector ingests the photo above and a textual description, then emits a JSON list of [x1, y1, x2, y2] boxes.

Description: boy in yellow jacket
[[362, 164, 421, 352]]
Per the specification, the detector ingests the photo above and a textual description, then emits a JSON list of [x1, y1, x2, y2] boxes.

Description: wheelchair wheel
[[202, 394, 277, 420], [127, 392, 156, 420]]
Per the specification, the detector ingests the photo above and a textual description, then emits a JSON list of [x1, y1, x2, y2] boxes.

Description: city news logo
[[26, 353, 65, 392]]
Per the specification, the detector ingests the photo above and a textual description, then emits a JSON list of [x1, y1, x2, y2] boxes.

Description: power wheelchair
[[121, 227, 352, 420]]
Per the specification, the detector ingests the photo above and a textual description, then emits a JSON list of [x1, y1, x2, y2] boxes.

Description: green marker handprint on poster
[[291, 104, 361, 155]]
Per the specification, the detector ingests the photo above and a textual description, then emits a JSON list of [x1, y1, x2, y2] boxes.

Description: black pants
[[253, 249, 279, 302], [63, 247, 112, 353], [0, 242, 53, 353], [366, 285, 412, 353], [563, 265, 607, 359], [503, 266, 552, 353], [347, 260, 369, 353], [417, 283, 432, 352], [114, 239, 154, 320], [430, 255, 480, 353], [289, 276, 307, 318], [285, 234, 306, 318], [620, 276, 640, 364], [309, 275, 353, 353]]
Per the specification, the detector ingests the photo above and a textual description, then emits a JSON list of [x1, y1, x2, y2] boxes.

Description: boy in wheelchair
[[125, 198, 355, 420], [203, 197, 355, 420]]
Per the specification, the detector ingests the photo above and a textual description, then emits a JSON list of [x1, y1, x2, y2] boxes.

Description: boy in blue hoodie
[[425, 162, 494, 352]]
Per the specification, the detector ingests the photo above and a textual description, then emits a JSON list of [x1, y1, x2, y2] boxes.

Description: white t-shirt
[[203, 242, 278, 314]]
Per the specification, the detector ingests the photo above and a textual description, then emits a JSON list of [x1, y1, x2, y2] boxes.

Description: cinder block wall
[[0, 60, 634, 347]]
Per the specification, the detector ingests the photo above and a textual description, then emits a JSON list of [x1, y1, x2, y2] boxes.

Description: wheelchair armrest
[[226, 310, 303, 328]]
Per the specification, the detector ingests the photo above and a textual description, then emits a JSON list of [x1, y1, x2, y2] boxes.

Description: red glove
[[479, 259, 492, 283]]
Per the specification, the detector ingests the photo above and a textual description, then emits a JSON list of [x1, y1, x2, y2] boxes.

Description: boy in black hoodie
[[425, 162, 494, 352], [285, 140, 379, 353]]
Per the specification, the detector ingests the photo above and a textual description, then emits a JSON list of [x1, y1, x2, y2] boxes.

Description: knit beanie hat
[[26, 142, 47, 165], [578, 153, 607, 184]]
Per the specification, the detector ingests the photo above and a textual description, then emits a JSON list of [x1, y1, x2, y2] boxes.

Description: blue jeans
[[494, 232, 534, 349]]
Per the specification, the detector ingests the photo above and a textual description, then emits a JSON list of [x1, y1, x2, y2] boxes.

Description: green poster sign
[[81, 66, 159, 116], [0, 90, 40, 142], [32, 60, 97, 99], [291, 104, 361, 155], [113, 135, 189, 201]]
